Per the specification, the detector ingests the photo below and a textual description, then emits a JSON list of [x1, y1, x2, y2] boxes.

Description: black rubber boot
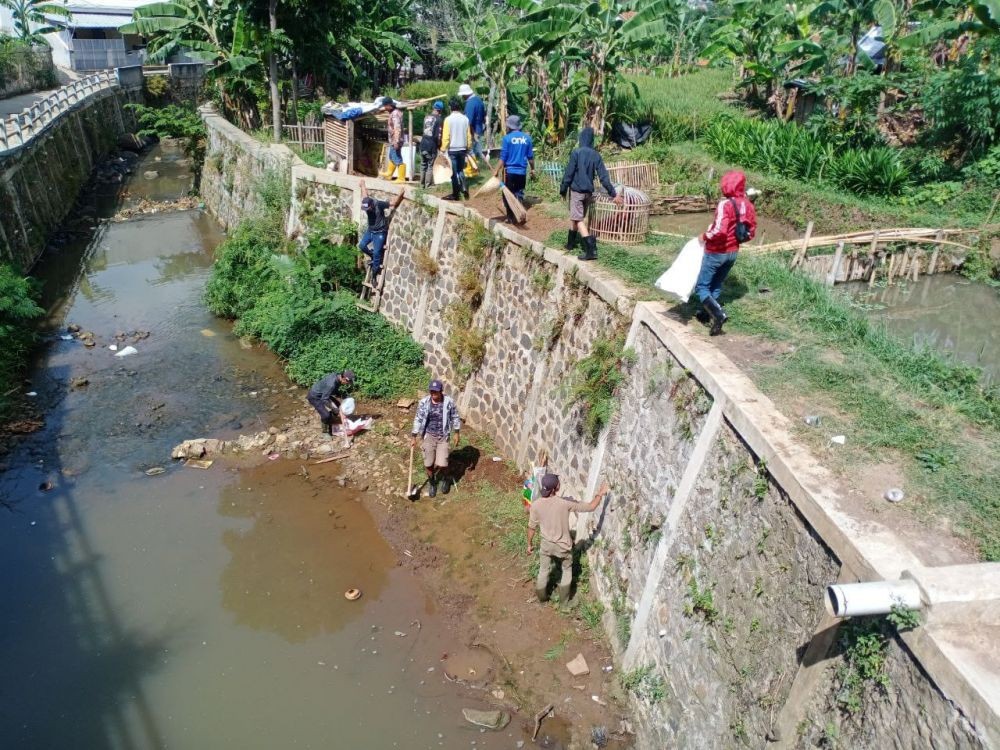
[[577, 236, 597, 261], [695, 309, 711, 325], [702, 297, 728, 336], [565, 230, 579, 252], [440, 476, 451, 494], [428, 478, 438, 498]]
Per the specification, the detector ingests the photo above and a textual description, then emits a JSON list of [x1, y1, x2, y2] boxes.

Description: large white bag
[[655, 237, 704, 302]]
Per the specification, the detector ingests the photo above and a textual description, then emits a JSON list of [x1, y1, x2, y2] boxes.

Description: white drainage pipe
[[825, 580, 923, 618]]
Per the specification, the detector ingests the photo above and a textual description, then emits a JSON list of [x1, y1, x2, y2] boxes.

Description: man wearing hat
[[410, 379, 462, 497], [527, 475, 610, 603], [380, 97, 407, 183], [358, 179, 405, 281], [307, 369, 355, 436], [459, 83, 489, 168], [494, 115, 535, 224], [419, 101, 445, 188]]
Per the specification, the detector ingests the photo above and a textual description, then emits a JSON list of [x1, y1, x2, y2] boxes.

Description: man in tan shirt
[[527, 474, 610, 603]]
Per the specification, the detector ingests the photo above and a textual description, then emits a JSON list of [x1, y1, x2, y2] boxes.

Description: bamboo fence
[[606, 160, 660, 190]]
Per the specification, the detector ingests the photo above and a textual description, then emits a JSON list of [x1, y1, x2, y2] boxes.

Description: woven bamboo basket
[[589, 187, 651, 245], [606, 160, 660, 190]]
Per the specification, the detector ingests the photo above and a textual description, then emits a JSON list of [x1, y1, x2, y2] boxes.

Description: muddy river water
[[0, 144, 527, 749]]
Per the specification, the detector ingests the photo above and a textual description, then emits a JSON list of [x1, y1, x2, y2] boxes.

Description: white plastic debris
[[830, 435, 846, 445], [109, 344, 118, 351], [26, 391, 37, 397], [115, 346, 138, 358], [884, 488, 905, 503], [60, 334, 74, 341]]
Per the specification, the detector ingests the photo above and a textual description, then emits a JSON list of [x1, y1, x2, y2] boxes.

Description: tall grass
[[0, 264, 44, 418], [702, 116, 910, 196]]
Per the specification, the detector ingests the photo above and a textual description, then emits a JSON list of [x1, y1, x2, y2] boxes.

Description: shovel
[[405, 443, 419, 500]]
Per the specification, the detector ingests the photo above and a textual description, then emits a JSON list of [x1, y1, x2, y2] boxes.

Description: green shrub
[[567, 333, 635, 443], [0, 264, 44, 417]]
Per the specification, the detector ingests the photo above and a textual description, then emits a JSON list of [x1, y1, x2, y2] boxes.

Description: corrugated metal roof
[[46, 12, 132, 28]]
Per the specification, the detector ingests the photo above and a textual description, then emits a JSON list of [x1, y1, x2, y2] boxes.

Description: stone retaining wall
[[201, 109, 1000, 750], [0, 83, 142, 267]]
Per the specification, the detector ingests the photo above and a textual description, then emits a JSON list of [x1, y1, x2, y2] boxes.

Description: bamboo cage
[[589, 187, 651, 245], [606, 160, 660, 190]]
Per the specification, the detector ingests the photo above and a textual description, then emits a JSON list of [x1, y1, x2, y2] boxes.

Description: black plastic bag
[[610, 122, 652, 149]]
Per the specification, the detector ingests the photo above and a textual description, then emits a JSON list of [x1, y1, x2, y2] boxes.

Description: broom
[[473, 175, 502, 198], [500, 185, 528, 224]]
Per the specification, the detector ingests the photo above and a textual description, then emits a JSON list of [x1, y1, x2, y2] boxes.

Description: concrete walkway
[[0, 67, 84, 117]]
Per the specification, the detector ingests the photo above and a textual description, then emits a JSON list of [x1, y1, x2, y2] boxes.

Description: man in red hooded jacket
[[696, 170, 757, 335]]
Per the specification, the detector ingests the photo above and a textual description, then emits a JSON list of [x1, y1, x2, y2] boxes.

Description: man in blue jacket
[[459, 83, 489, 168], [559, 127, 623, 261], [494, 115, 534, 224]]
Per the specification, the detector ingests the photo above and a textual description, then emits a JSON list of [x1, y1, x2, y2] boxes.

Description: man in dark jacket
[[696, 170, 757, 335], [419, 101, 445, 188], [307, 370, 355, 435], [358, 179, 405, 280], [559, 127, 623, 261]]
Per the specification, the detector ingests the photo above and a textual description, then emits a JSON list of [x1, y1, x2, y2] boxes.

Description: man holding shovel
[[410, 379, 461, 498], [527, 474, 610, 603]]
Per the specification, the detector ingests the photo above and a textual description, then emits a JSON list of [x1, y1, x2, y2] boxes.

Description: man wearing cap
[[380, 97, 406, 183], [358, 179, 405, 281], [410, 379, 461, 497], [459, 83, 489, 168], [528, 475, 610, 603], [441, 97, 473, 201], [307, 370, 355, 436], [419, 101, 445, 188], [493, 115, 535, 224]]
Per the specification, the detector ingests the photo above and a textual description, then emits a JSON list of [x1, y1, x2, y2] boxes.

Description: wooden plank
[[825, 240, 845, 287], [791, 221, 814, 269]]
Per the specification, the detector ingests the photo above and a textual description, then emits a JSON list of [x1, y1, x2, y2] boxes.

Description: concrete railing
[[0, 70, 119, 155]]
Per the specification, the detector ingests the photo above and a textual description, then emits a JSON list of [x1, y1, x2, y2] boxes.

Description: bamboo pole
[[898, 248, 911, 278], [826, 241, 845, 287], [887, 252, 897, 285], [792, 221, 814, 269], [867, 230, 881, 287], [911, 250, 921, 282]]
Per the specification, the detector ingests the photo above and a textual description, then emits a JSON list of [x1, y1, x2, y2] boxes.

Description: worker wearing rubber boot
[[559, 127, 622, 261], [696, 170, 756, 335], [527, 475, 610, 603], [410, 379, 461, 497], [380, 97, 406, 183], [307, 369, 355, 436]]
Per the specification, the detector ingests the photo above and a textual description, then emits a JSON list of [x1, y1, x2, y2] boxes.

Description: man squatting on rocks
[[528, 474, 610, 603], [358, 179, 405, 281], [410, 379, 461, 498], [696, 170, 757, 336], [493, 115, 535, 224], [307, 369, 355, 436], [560, 127, 623, 262]]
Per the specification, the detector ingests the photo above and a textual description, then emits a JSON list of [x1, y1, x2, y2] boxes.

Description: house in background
[[0, 0, 160, 71]]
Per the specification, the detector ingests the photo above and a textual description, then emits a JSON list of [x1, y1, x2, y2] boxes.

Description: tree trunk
[[586, 64, 606, 133], [268, 0, 281, 142], [537, 59, 554, 133]]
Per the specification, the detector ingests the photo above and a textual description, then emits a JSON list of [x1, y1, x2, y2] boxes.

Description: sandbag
[[655, 237, 704, 302]]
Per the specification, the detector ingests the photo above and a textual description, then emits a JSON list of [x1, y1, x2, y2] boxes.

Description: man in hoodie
[[559, 127, 623, 261], [493, 114, 535, 223], [459, 83, 489, 168], [696, 170, 757, 335], [419, 101, 445, 188], [441, 97, 473, 201], [380, 97, 406, 183]]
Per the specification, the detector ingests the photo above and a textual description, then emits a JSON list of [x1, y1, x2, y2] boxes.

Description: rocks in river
[[461, 708, 509, 730], [70, 377, 89, 389], [143, 170, 160, 180]]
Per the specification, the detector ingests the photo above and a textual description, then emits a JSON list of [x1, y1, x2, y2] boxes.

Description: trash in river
[[267, 452, 280, 460], [394, 631, 407, 637], [60, 334, 74, 341], [184, 458, 214, 469], [200, 329, 215, 337], [830, 435, 846, 445], [591, 695, 607, 706], [109, 344, 118, 351], [491, 456, 502, 462], [115, 346, 138, 358], [38, 481, 53, 492], [344, 588, 362, 601], [26, 391, 37, 397], [804, 415, 821, 426], [884, 488, 905, 503], [144, 467, 166, 476], [462, 708, 510, 730]]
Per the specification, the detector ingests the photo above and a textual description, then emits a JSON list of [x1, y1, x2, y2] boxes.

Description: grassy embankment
[[0, 265, 44, 420], [549, 70, 1000, 559], [204, 171, 426, 399]]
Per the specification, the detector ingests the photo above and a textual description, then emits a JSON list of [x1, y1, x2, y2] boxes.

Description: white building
[[0, 0, 161, 71]]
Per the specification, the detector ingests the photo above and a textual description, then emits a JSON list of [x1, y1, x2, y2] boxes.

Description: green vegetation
[[126, 103, 208, 185], [683, 578, 720, 624], [620, 664, 668, 703], [835, 616, 899, 714], [0, 35, 57, 90], [0, 264, 44, 418], [727, 255, 1000, 559], [205, 172, 425, 399], [1, 0, 71, 42], [566, 333, 634, 443]]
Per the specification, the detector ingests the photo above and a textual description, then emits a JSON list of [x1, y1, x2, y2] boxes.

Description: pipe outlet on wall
[[825, 580, 923, 618]]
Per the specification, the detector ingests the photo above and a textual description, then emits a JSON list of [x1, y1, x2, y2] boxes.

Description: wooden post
[[792, 221, 814, 269], [887, 252, 897, 285], [912, 250, 921, 282], [826, 240, 845, 287], [928, 230, 943, 275], [846, 249, 858, 281], [898, 248, 911, 278]]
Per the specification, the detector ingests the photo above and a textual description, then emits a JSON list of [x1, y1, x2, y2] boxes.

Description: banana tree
[[0, 0, 72, 41], [510, 0, 677, 132]]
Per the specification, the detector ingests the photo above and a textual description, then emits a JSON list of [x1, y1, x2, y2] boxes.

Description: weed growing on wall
[[619, 665, 668, 703], [566, 333, 636, 444], [0, 264, 44, 418], [206, 176, 425, 399]]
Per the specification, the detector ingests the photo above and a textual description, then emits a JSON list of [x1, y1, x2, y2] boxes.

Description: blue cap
[[429, 379, 443, 392], [432, 100, 445, 111]]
